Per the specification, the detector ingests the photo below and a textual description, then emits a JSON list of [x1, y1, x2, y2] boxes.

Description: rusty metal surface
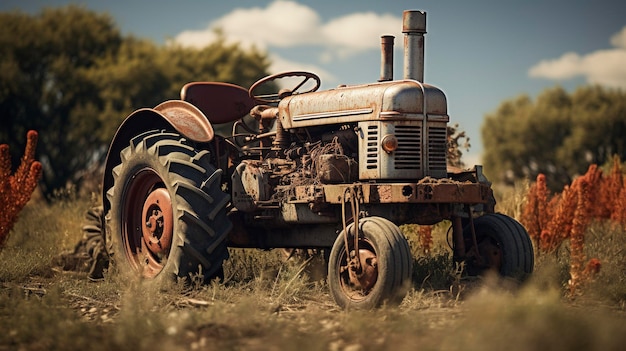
[[295, 181, 491, 205], [231, 161, 271, 212], [317, 154, 358, 184], [379, 35, 394, 82], [279, 80, 448, 130], [402, 10, 426, 82], [452, 216, 466, 261], [357, 119, 449, 181], [121, 169, 167, 279], [348, 248, 378, 292], [153, 100, 214, 142], [141, 188, 173, 255]]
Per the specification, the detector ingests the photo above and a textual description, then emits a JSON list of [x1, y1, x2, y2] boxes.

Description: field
[[1, 187, 626, 351]]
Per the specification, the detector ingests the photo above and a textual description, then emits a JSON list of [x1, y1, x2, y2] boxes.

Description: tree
[[0, 6, 272, 197], [481, 85, 626, 190], [447, 123, 471, 168], [86, 33, 272, 144], [0, 6, 122, 195]]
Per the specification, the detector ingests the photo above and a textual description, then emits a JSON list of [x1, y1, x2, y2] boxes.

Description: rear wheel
[[328, 217, 412, 309], [106, 130, 231, 284], [464, 213, 534, 280]]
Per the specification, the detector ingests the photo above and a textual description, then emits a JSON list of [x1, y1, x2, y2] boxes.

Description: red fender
[[153, 100, 214, 142], [102, 100, 214, 213]]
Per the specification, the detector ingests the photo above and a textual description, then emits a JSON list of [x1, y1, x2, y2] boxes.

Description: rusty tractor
[[99, 10, 533, 309]]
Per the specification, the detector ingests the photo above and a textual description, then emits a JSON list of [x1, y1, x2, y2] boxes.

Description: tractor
[[98, 10, 533, 309]]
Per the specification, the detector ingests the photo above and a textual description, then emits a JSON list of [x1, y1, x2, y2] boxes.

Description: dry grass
[[1, 189, 626, 350]]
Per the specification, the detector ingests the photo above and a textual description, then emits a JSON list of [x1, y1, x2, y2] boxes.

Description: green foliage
[[0, 6, 121, 196], [447, 123, 471, 168], [0, 6, 272, 197], [482, 85, 626, 190]]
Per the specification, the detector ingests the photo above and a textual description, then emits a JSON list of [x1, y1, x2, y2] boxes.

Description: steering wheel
[[249, 71, 321, 104]]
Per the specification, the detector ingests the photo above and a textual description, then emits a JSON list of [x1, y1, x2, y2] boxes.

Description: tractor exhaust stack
[[379, 35, 394, 82], [402, 10, 426, 82]]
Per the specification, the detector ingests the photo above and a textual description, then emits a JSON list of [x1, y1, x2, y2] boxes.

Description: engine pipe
[[402, 10, 426, 82], [379, 35, 395, 82]]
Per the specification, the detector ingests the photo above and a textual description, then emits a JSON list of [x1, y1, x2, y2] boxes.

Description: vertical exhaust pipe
[[403, 10, 426, 82], [379, 35, 394, 82]]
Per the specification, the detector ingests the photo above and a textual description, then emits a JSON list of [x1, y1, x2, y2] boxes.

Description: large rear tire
[[464, 213, 534, 280], [106, 130, 231, 284], [328, 217, 412, 309]]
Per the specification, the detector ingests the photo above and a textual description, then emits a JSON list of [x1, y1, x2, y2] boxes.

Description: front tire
[[106, 130, 231, 284], [328, 217, 412, 309]]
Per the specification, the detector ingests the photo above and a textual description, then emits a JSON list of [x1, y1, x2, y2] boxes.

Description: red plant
[[521, 175, 542, 245], [583, 164, 603, 218], [568, 177, 592, 295], [520, 162, 624, 295], [617, 185, 626, 228], [418, 225, 433, 254], [542, 184, 576, 252], [607, 156, 625, 224], [522, 174, 558, 250], [0, 130, 42, 248], [583, 258, 601, 277]]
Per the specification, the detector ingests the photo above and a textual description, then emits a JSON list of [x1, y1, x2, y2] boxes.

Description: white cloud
[[319, 12, 402, 61], [172, 0, 401, 62], [173, 1, 320, 50], [528, 25, 626, 89], [322, 12, 398, 49], [528, 52, 584, 80], [610, 26, 626, 49]]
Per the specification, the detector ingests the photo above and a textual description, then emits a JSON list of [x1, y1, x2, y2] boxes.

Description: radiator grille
[[358, 121, 448, 180], [394, 125, 421, 170], [428, 126, 447, 173], [365, 124, 378, 170]]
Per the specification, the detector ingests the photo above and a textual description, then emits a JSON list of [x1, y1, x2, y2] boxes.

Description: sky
[[3, 0, 626, 165]]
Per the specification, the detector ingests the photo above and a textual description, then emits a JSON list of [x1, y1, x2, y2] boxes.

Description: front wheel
[[328, 217, 412, 309], [464, 213, 534, 280], [106, 130, 231, 284]]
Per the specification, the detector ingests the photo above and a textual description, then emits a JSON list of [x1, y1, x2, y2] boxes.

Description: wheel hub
[[141, 188, 173, 255], [348, 249, 378, 292]]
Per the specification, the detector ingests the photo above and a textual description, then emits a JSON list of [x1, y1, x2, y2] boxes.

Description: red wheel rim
[[141, 188, 173, 255], [121, 168, 173, 278], [337, 238, 379, 302]]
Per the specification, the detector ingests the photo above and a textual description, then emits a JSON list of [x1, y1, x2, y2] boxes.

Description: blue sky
[[3, 0, 626, 165]]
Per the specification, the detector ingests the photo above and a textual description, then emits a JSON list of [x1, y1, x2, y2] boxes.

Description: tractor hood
[[278, 80, 448, 129]]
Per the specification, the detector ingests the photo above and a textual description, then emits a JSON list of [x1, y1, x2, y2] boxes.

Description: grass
[[1, 189, 626, 350]]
